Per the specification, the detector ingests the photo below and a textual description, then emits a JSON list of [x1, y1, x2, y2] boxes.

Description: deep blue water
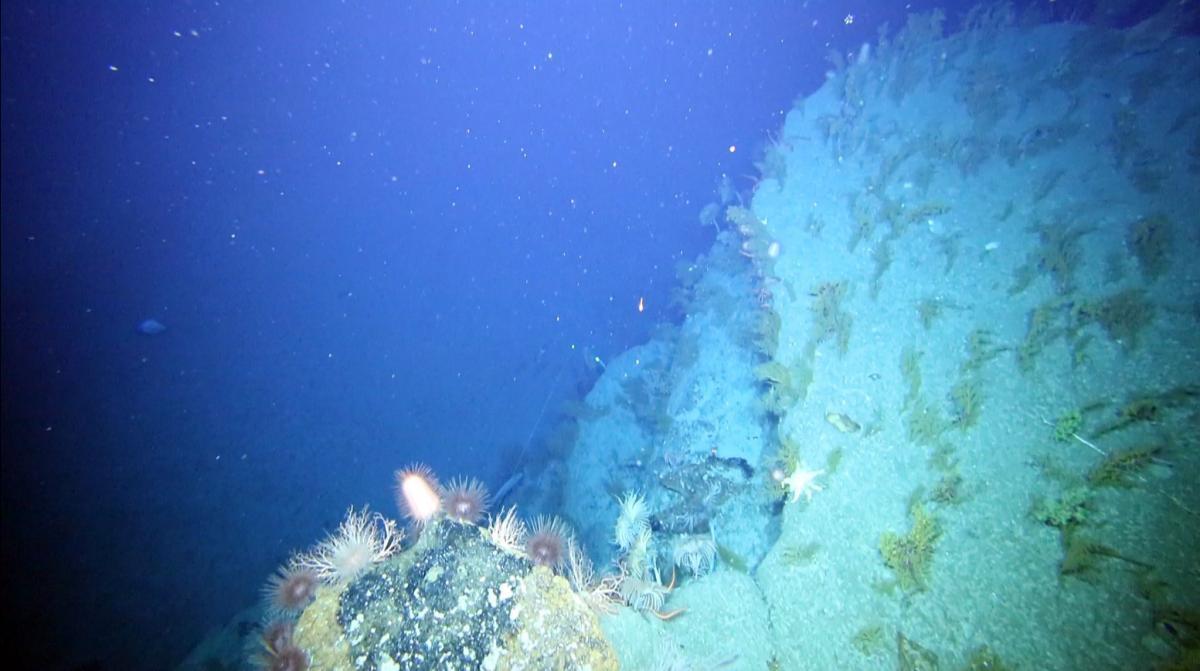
[[2, 2, 1180, 670]]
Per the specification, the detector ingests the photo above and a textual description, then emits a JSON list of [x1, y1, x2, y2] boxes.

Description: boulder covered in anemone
[[291, 519, 617, 671]]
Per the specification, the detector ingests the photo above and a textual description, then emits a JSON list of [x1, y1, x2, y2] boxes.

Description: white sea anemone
[[293, 506, 403, 584], [613, 490, 650, 550], [671, 534, 717, 577], [394, 463, 442, 526]]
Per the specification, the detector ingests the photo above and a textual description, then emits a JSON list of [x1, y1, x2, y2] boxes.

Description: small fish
[[492, 472, 524, 506], [137, 318, 166, 335], [825, 412, 860, 433]]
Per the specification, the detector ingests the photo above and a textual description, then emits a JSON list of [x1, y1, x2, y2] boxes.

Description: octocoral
[[879, 504, 940, 592], [487, 506, 528, 554], [1088, 444, 1162, 488], [1033, 486, 1091, 529]]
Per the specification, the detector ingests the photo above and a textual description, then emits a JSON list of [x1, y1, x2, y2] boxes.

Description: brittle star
[[650, 568, 687, 621]]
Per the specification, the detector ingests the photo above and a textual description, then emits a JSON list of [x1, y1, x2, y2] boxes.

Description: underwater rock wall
[[747, 9, 1199, 671], [561, 6, 1200, 670]]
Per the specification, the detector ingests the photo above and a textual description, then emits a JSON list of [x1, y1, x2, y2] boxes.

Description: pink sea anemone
[[266, 644, 309, 671], [260, 621, 294, 656], [525, 515, 572, 570], [263, 565, 318, 615], [443, 476, 489, 524], [394, 463, 442, 526]]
